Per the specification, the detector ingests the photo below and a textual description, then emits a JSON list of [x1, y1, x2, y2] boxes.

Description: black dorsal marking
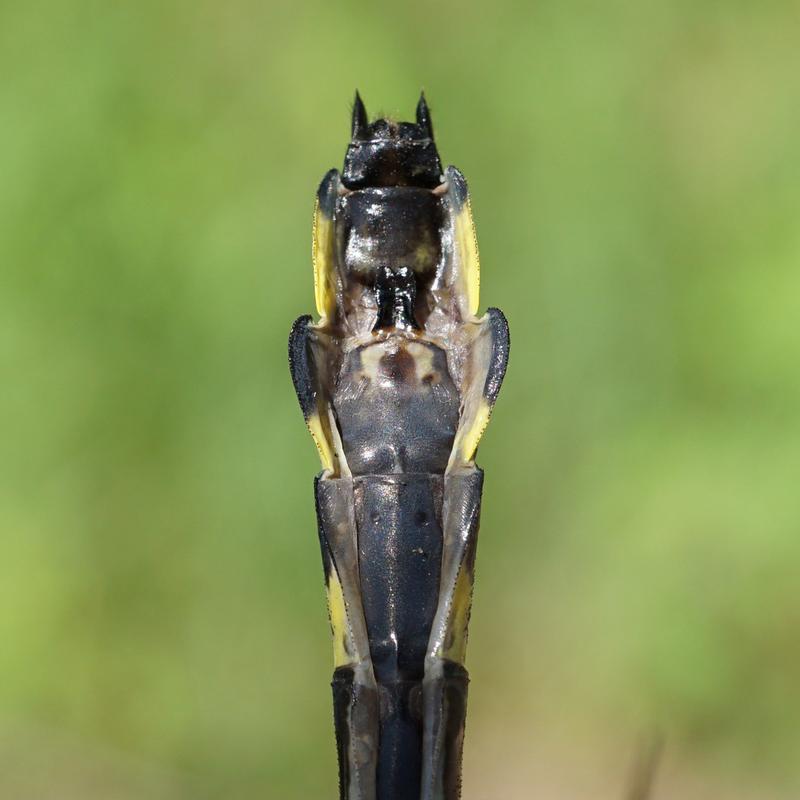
[[373, 265, 421, 332]]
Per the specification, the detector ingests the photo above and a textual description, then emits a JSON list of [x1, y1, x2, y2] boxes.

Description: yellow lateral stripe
[[465, 197, 480, 316], [307, 412, 334, 473], [454, 201, 481, 317], [460, 400, 492, 464], [312, 202, 336, 320], [326, 568, 352, 668], [440, 566, 474, 664]]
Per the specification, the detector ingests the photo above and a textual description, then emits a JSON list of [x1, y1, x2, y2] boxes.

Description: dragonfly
[[289, 92, 509, 800]]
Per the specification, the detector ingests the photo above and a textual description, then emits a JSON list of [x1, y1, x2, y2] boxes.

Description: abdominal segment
[[332, 340, 457, 796], [354, 474, 444, 799], [333, 338, 460, 476]]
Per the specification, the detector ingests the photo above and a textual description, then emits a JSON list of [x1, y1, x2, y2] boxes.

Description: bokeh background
[[2, 0, 799, 797]]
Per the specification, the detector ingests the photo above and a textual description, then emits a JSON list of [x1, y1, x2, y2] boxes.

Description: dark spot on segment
[[378, 347, 416, 383], [333, 340, 460, 475], [414, 510, 428, 525]]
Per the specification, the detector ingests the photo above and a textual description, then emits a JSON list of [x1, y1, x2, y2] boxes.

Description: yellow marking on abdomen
[[454, 201, 480, 317], [448, 398, 492, 471], [326, 567, 353, 668], [312, 202, 337, 320], [440, 565, 475, 665], [307, 412, 334, 473]]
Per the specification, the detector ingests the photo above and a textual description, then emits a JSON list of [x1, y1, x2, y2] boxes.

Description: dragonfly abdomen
[[291, 92, 510, 800], [355, 474, 444, 799]]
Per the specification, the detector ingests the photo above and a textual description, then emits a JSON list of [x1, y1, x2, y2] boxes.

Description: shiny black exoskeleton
[[290, 92, 509, 800], [343, 92, 443, 189]]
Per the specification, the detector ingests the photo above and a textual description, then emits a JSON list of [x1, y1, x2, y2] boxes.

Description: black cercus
[[289, 92, 510, 800]]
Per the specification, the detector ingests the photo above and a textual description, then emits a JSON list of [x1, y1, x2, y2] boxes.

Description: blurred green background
[[2, 0, 799, 797]]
